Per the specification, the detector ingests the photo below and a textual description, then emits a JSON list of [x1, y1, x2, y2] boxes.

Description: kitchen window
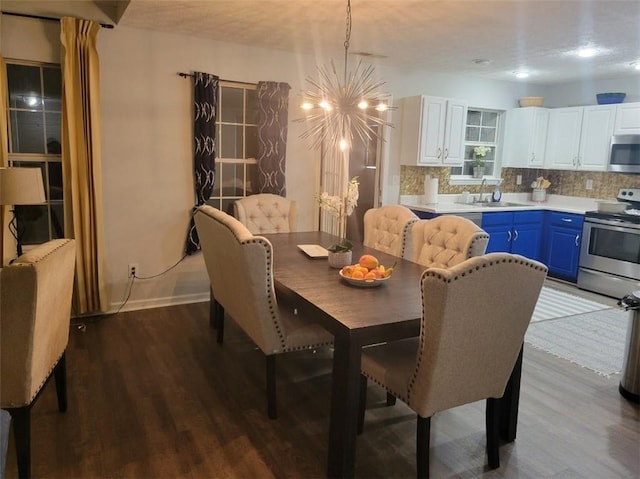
[[208, 81, 259, 214], [451, 108, 501, 179], [5, 60, 64, 246]]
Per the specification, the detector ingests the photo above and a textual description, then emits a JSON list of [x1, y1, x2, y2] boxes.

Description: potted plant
[[472, 146, 490, 178], [317, 177, 359, 268]]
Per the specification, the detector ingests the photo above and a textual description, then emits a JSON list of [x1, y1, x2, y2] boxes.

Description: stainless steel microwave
[[610, 135, 640, 174]]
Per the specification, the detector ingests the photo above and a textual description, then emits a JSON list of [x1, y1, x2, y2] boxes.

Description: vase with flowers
[[318, 177, 359, 268], [472, 146, 491, 178]]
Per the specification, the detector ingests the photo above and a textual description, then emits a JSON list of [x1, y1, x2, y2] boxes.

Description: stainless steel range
[[578, 188, 640, 299]]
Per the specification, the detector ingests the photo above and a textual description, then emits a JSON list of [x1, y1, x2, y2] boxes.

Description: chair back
[[234, 193, 297, 234], [406, 215, 489, 268], [363, 205, 418, 257], [1, 239, 76, 407], [408, 253, 547, 417], [194, 205, 287, 354]]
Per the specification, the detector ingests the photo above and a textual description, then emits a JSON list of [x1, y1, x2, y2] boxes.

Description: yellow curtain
[[0, 55, 10, 265], [60, 17, 108, 314]]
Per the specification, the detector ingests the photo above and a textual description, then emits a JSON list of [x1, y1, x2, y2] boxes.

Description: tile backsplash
[[400, 166, 639, 200]]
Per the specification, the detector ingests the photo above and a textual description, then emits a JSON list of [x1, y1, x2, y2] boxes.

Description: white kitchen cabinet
[[400, 95, 467, 166], [503, 107, 549, 168], [614, 102, 640, 135], [545, 105, 615, 171]]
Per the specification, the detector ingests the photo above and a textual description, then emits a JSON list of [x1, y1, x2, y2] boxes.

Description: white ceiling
[[3, 0, 640, 85]]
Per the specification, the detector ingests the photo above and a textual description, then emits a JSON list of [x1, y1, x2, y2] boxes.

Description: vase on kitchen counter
[[473, 166, 485, 178]]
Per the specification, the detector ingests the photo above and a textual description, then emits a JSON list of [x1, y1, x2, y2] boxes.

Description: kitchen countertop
[[401, 193, 601, 215]]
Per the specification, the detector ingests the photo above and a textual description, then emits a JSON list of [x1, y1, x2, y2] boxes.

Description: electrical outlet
[[128, 263, 138, 278], [516, 174, 522, 185], [586, 179, 593, 190]]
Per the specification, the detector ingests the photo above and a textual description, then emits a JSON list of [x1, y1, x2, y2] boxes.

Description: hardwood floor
[[2, 294, 638, 478]]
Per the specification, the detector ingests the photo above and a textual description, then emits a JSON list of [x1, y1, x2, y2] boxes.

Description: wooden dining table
[[262, 230, 524, 478]]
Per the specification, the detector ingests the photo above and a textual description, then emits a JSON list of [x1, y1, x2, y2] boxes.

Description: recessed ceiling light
[[577, 47, 597, 58], [632, 62, 640, 71], [472, 59, 492, 66], [514, 71, 529, 79]]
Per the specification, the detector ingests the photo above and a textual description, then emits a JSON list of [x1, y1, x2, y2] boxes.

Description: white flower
[[473, 146, 491, 157], [318, 177, 359, 219]]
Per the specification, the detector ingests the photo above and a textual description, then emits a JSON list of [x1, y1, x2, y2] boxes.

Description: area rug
[[531, 286, 612, 323], [525, 307, 629, 376]]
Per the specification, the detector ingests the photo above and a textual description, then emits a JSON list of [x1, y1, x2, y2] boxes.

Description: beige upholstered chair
[[194, 205, 332, 419], [233, 193, 298, 234], [363, 205, 419, 257], [406, 215, 490, 268], [1, 239, 76, 479], [358, 253, 548, 478]]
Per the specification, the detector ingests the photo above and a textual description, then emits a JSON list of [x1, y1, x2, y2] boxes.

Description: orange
[[358, 254, 379, 270]]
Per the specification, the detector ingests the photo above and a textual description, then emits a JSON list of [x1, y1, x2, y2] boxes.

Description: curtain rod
[[1, 11, 114, 28], [177, 72, 254, 87]]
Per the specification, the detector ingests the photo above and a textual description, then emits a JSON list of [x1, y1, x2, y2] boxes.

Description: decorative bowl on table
[[596, 92, 626, 104], [339, 269, 391, 288]]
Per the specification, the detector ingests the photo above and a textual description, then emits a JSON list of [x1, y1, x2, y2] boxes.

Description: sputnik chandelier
[[298, 0, 393, 151]]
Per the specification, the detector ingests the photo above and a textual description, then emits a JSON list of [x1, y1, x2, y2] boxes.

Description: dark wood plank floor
[[2, 300, 639, 478]]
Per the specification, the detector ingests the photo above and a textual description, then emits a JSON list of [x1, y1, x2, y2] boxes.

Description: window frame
[[450, 107, 504, 185], [5, 59, 64, 246], [208, 81, 259, 214]]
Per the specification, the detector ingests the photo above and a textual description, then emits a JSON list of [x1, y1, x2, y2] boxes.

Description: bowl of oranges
[[339, 254, 393, 287]]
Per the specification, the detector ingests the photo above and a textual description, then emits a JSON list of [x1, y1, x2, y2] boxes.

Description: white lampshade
[[0, 167, 46, 205]]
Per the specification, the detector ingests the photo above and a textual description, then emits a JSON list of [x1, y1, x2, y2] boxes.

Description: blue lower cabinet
[[543, 212, 584, 282], [482, 211, 544, 261]]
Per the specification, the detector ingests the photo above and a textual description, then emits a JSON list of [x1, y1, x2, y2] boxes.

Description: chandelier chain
[[343, 0, 351, 83]]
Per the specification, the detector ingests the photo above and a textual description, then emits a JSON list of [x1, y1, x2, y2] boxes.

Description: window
[[5, 61, 64, 246], [451, 108, 500, 178], [208, 82, 259, 214]]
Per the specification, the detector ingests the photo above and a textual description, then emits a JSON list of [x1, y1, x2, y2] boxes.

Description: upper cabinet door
[[420, 97, 447, 164], [614, 102, 640, 135], [400, 96, 467, 167], [579, 105, 615, 171], [503, 107, 548, 168], [545, 107, 583, 169], [442, 99, 468, 165]]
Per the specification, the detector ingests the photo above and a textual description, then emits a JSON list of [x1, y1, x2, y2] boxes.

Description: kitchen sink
[[473, 201, 529, 208]]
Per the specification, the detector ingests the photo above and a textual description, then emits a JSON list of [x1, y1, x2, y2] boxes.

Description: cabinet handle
[[507, 230, 512, 242], [561, 218, 573, 223], [513, 229, 519, 242], [443, 148, 449, 159], [575, 234, 580, 247], [437, 147, 442, 159]]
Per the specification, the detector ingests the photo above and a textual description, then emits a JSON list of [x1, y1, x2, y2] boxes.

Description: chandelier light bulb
[[358, 100, 368, 109], [339, 138, 348, 150], [375, 103, 388, 111], [301, 102, 314, 110]]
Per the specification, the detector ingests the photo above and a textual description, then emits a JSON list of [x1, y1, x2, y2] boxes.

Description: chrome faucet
[[478, 179, 488, 203]]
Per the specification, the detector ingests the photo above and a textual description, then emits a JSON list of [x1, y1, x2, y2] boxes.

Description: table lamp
[[0, 167, 46, 257]]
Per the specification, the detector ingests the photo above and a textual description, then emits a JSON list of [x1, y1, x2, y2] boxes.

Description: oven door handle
[[585, 218, 640, 232]]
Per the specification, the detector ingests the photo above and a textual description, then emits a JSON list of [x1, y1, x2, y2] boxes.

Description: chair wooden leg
[[486, 398, 501, 469], [209, 289, 217, 329], [53, 352, 68, 412], [357, 374, 367, 435], [416, 415, 431, 479], [8, 406, 31, 479], [216, 303, 225, 344], [386, 392, 397, 406], [266, 355, 277, 419]]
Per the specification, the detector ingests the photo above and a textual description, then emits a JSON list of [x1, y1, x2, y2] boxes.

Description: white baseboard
[[108, 292, 210, 314]]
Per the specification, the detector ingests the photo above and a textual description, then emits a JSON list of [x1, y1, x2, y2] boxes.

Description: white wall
[[3, 15, 637, 312]]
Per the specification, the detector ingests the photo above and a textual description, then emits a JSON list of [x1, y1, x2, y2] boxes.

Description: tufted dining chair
[[233, 193, 298, 234], [1, 239, 76, 479], [363, 205, 419, 258], [358, 253, 548, 478], [194, 205, 333, 419], [406, 215, 490, 268]]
